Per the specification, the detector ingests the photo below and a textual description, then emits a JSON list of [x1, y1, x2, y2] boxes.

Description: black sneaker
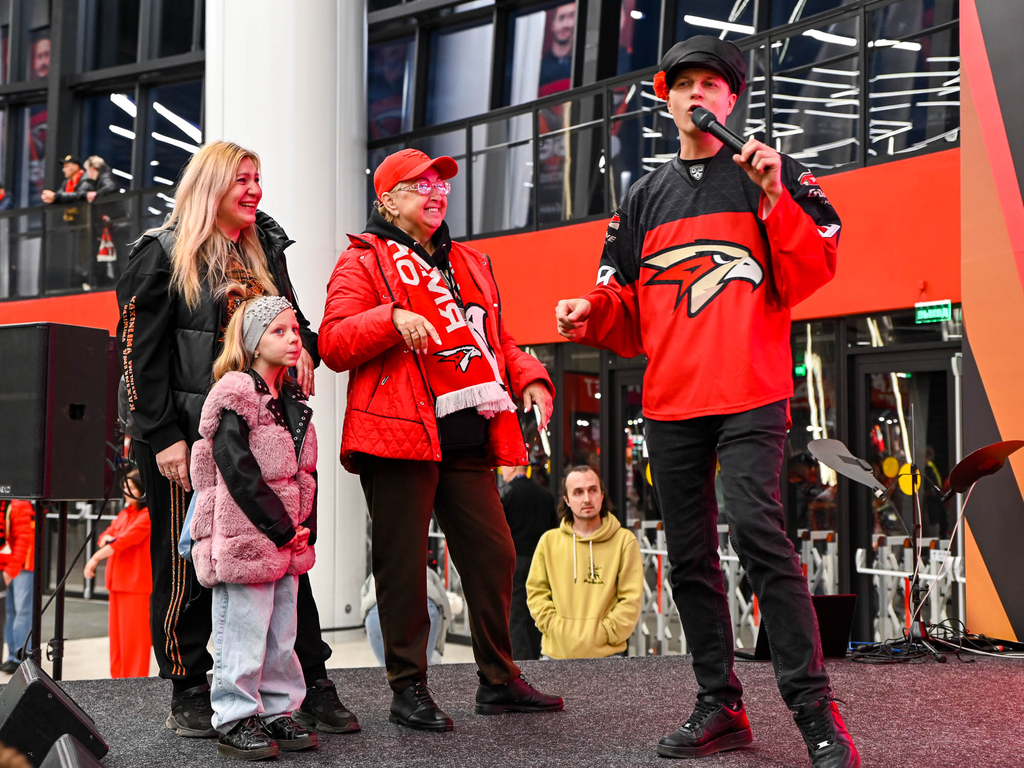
[[293, 678, 360, 733], [389, 678, 454, 731], [165, 683, 218, 738], [474, 675, 564, 715], [657, 698, 753, 758], [217, 716, 279, 761], [0, 661, 20, 674], [792, 697, 860, 768], [260, 715, 318, 751]]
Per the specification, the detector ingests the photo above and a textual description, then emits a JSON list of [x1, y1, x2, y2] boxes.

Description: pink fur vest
[[189, 371, 316, 586]]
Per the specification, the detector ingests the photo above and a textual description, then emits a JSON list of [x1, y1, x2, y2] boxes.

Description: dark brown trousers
[[359, 453, 521, 692]]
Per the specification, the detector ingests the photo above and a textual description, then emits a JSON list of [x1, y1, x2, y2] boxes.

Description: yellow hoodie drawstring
[[572, 532, 577, 583], [589, 540, 595, 582]]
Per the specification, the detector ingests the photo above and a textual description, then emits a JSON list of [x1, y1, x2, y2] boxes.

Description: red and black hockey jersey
[[580, 145, 840, 421]]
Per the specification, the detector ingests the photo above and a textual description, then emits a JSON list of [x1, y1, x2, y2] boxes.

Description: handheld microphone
[[690, 106, 748, 156]]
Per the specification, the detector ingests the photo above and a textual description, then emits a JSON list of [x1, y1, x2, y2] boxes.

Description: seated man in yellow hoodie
[[527, 465, 643, 659]]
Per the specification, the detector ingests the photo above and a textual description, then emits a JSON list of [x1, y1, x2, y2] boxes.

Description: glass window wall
[[0, 0, 10, 84], [866, 1, 958, 163], [425, 22, 494, 126], [504, 2, 576, 107], [616, 0, 659, 75], [148, 0, 197, 58], [23, 0, 49, 82], [81, 91, 135, 188], [82, 0, 140, 71], [144, 80, 203, 187], [472, 113, 532, 234], [676, 0, 756, 41], [368, 36, 414, 140], [770, 0, 859, 28], [537, 93, 605, 224]]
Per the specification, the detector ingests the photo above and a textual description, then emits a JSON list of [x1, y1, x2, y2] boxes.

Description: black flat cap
[[659, 35, 747, 96]]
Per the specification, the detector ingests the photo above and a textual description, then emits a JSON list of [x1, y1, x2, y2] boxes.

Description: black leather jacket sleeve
[[93, 171, 119, 197], [212, 410, 296, 548], [115, 238, 187, 453]]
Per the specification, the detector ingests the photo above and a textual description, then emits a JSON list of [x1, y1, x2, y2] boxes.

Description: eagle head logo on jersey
[[641, 240, 764, 317]]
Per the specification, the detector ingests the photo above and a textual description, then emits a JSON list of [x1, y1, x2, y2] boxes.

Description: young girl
[[83, 468, 152, 678], [189, 295, 318, 760]]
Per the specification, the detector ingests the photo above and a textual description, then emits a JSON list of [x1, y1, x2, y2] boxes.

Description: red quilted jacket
[[320, 232, 553, 472]]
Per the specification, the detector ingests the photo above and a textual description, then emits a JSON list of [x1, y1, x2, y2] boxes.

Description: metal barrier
[[403, 519, 851, 656], [0, 188, 171, 301], [855, 536, 963, 642]]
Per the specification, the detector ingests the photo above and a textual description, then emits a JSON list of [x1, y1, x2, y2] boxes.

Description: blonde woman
[[116, 141, 358, 739]]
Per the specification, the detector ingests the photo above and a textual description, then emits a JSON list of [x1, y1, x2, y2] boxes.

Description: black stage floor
[[48, 654, 1022, 767]]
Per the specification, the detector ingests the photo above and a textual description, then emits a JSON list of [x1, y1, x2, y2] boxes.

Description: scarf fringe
[[435, 381, 515, 420]]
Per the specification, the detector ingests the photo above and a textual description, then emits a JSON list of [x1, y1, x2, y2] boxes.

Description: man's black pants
[[645, 400, 830, 708], [134, 440, 332, 691]]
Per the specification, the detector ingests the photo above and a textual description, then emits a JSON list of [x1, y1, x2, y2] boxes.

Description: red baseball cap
[[373, 148, 459, 201]]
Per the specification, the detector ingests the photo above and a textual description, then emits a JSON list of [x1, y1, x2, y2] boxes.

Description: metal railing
[[0, 187, 174, 302], [368, 8, 959, 242]]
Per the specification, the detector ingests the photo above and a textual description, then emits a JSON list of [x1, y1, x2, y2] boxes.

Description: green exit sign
[[915, 300, 952, 324], [794, 364, 807, 377]]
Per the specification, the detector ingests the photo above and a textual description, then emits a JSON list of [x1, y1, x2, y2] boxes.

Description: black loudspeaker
[[738, 594, 858, 660], [0, 659, 108, 766], [0, 323, 111, 500], [39, 736, 104, 768]]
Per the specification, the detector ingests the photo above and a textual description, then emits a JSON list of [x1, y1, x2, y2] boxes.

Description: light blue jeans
[[5, 570, 33, 663], [210, 576, 305, 733], [366, 599, 442, 666]]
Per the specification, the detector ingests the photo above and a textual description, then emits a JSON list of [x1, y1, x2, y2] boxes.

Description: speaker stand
[[27, 501, 69, 681]]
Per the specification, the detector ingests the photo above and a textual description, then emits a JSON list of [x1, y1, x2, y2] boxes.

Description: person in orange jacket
[[0, 500, 35, 673], [84, 470, 153, 678]]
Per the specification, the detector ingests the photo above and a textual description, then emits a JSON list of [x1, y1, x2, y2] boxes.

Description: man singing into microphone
[[555, 36, 857, 768]]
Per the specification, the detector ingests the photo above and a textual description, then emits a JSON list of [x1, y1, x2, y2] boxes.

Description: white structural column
[[205, 0, 368, 630]]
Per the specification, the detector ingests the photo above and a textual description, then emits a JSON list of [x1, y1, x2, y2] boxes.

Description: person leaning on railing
[[82, 156, 119, 203], [40, 154, 86, 205]]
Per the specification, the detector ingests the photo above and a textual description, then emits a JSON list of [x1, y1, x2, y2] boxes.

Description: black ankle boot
[[294, 678, 360, 733], [217, 716, 279, 761], [792, 697, 860, 768], [389, 678, 454, 731], [657, 699, 753, 758]]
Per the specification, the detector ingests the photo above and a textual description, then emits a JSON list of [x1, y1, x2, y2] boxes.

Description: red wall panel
[[473, 148, 961, 345]]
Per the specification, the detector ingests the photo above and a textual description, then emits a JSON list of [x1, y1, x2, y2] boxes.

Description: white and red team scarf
[[385, 239, 515, 420]]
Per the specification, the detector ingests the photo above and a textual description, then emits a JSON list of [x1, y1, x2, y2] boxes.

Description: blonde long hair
[[212, 297, 254, 383], [149, 141, 278, 309]]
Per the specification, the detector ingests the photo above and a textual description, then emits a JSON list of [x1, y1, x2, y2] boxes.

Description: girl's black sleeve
[[212, 410, 296, 548]]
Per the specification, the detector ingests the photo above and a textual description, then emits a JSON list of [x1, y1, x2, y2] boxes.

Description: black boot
[[293, 678, 360, 733], [792, 697, 860, 768], [657, 698, 753, 758], [166, 683, 218, 738], [260, 715, 318, 751], [475, 675, 564, 715], [389, 678, 454, 731], [217, 716, 279, 761]]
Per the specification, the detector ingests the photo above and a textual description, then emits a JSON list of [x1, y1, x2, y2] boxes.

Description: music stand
[[808, 436, 1022, 656]]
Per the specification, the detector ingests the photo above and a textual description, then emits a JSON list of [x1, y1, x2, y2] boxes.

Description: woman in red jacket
[[84, 469, 153, 678], [320, 149, 563, 731]]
